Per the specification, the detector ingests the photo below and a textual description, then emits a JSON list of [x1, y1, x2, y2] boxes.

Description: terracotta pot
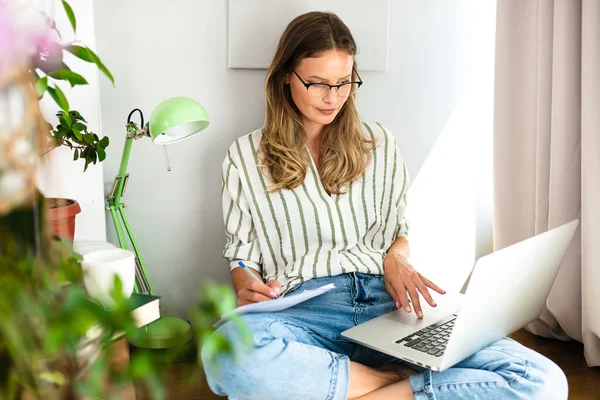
[[47, 198, 81, 242]]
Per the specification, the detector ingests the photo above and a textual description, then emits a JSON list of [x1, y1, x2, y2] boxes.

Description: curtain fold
[[493, 0, 600, 366]]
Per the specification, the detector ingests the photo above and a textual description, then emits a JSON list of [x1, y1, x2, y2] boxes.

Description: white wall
[[36, 0, 106, 241], [367, 1, 496, 293], [94, 0, 496, 316]]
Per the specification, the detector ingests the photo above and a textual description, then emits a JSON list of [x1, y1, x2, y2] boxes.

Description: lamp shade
[[148, 97, 209, 144]]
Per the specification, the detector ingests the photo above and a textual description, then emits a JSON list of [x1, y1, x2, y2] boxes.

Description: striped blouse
[[221, 121, 410, 294]]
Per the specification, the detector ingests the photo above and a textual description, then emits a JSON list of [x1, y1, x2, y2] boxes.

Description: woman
[[202, 11, 568, 400]]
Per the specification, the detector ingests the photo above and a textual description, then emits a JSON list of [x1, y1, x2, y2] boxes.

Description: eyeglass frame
[[291, 69, 363, 98]]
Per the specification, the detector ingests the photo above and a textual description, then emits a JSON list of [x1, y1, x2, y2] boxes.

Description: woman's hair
[[261, 11, 375, 195]]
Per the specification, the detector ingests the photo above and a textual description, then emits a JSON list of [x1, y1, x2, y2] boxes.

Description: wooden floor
[[138, 329, 599, 399]]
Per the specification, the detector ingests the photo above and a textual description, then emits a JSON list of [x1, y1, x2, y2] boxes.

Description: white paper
[[215, 283, 336, 327]]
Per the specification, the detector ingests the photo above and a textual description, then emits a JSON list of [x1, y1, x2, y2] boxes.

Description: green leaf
[[200, 332, 232, 366], [83, 134, 95, 145], [70, 110, 87, 122], [34, 76, 48, 98], [97, 147, 106, 162], [65, 45, 115, 85], [48, 69, 88, 87], [99, 136, 109, 148], [144, 373, 166, 400], [72, 128, 83, 141], [62, 1, 76, 33], [129, 352, 153, 379], [73, 149, 79, 161], [54, 128, 65, 140], [64, 45, 93, 62], [39, 371, 68, 386], [44, 327, 65, 355], [61, 111, 72, 126], [73, 122, 86, 131], [84, 148, 97, 172], [47, 85, 69, 112]]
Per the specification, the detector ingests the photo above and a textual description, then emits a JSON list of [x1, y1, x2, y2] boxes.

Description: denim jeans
[[202, 273, 568, 399]]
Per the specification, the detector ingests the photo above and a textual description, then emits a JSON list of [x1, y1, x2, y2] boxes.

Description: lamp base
[[128, 317, 192, 349]]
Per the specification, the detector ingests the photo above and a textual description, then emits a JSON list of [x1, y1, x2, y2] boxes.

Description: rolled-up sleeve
[[222, 151, 263, 273]]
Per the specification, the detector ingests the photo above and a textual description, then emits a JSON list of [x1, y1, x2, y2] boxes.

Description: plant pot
[[47, 198, 81, 242]]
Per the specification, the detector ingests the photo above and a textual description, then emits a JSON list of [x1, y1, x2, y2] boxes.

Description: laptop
[[341, 219, 579, 371]]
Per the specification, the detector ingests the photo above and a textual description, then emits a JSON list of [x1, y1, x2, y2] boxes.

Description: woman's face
[[286, 50, 354, 132]]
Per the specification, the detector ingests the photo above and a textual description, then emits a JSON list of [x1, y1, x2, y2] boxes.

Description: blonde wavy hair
[[261, 12, 375, 195]]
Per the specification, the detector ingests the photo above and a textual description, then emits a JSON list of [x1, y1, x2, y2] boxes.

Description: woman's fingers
[[266, 279, 282, 296], [387, 279, 409, 312], [245, 279, 279, 298], [387, 280, 411, 313], [238, 288, 274, 304], [398, 285, 411, 313], [405, 283, 423, 319], [385, 280, 400, 308], [237, 279, 279, 305], [415, 279, 436, 308], [420, 275, 446, 295]]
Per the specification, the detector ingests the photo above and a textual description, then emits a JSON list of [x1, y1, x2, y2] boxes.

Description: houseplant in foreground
[[0, 3, 248, 399]]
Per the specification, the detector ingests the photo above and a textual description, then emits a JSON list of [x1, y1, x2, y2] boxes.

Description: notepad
[[215, 283, 336, 327]]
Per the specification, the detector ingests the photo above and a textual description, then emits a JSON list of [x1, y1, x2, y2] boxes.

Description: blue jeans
[[202, 273, 568, 399]]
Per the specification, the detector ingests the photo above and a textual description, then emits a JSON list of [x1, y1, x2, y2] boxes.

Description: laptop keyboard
[[395, 314, 457, 357]]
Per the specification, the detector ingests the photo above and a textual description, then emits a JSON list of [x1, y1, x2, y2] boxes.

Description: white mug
[[80, 248, 136, 308]]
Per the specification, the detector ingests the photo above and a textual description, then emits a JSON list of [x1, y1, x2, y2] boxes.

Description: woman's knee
[[478, 338, 568, 399], [529, 355, 568, 399], [201, 319, 264, 396], [499, 339, 568, 399], [201, 316, 300, 397], [201, 341, 264, 397]]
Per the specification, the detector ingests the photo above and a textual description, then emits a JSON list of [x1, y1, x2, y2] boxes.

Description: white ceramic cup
[[80, 248, 136, 308]]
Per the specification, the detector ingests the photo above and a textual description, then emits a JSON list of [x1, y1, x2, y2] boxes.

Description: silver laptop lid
[[439, 219, 579, 371]]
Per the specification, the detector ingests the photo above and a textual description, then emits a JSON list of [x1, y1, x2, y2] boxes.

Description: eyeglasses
[[292, 69, 363, 99]]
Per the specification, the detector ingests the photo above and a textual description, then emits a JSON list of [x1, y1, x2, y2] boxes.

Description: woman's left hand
[[383, 252, 446, 319]]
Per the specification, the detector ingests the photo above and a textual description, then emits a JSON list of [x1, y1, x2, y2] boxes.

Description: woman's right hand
[[237, 278, 281, 307]]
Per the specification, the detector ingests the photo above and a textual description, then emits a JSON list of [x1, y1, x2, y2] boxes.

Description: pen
[[238, 261, 278, 299]]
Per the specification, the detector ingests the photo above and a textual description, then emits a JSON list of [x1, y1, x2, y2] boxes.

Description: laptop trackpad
[[383, 291, 464, 324]]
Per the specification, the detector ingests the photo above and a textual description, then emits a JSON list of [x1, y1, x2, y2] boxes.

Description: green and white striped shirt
[[222, 121, 409, 294]]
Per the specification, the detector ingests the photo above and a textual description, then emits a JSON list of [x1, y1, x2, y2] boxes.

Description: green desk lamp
[[106, 97, 209, 349]]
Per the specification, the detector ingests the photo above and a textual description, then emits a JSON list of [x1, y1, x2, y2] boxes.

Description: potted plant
[[0, 3, 247, 399], [30, 0, 112, 241], [43, 109, 110, 241]]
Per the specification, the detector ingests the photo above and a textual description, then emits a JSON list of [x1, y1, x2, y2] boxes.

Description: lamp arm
[[105, 119, 153, 294]]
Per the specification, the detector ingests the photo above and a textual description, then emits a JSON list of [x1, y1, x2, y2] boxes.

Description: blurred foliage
[[0, 3, 248, 398], [0, 193, 245, 399]]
